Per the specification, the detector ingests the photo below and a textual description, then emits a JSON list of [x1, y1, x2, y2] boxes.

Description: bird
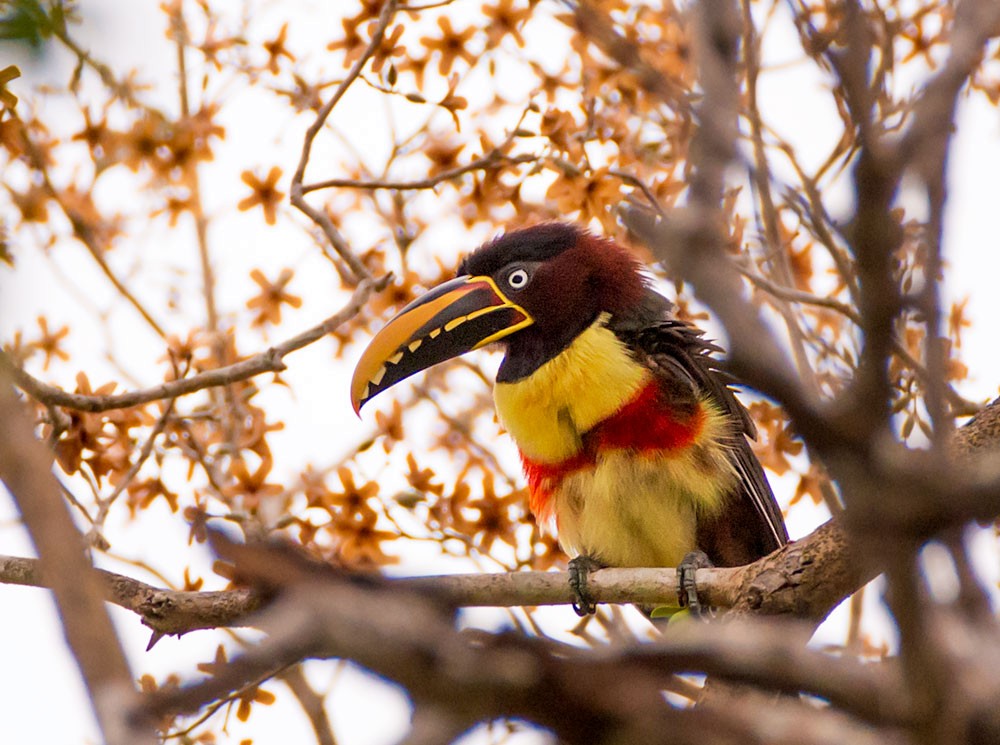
[[351, 222, 787, 615]]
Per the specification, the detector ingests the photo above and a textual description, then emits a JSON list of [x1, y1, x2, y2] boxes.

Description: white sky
[[1, 1, 999, 743]]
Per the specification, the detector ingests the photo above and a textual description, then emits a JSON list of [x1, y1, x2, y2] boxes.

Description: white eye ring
[[507, 268, 529, 289]]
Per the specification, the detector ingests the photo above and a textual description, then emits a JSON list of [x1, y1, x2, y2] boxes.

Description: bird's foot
[[678, 550, 713, 618], [568, 555, 604, 616]]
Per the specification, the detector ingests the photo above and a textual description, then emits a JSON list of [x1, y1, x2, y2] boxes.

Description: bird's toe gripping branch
[[678, 550, 713, 618], [568, 555, 605, 616]]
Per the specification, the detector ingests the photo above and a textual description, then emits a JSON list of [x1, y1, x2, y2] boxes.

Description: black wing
[[610, 289, 788, 565]]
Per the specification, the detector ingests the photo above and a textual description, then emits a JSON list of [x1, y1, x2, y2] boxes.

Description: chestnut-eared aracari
[[351, 223, 787, 615]]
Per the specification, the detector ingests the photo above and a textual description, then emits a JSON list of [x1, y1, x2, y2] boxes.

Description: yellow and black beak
[[351, 275, 533, 413]]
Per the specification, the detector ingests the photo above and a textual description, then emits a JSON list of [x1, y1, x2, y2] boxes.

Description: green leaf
[[649, 605, 691, 626], [0, 0, 49, 47]]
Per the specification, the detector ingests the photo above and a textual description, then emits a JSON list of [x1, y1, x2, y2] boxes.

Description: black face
[[460, 224, 607, 382]]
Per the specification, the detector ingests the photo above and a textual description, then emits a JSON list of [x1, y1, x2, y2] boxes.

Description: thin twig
[[566, 1, 690, 114], [290, 0, 400, 282], [608, 169, 665, 215], [1, 277, 389, 413], [16, 122, 168, 340], [303, 152, 537, 194], [279, 666, 339, 745], [898, 0, 1000, 450], [91, 396, 178, 539], [741, 267, 980, 416], [739, 0, 823, 399], [741, 268, 862, 321]]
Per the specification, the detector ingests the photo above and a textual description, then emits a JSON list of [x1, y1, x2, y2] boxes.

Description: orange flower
[[121, 114, 166, 173], [30, 316, 70, 369], [8, 184, 50, 223], [153, 191, 196, 227], [438, 74, 468, 130], [529, 529, 567, 571], [222, 456, 285, 512], [71, 108, 120, 157], [197, 645, 229, 676], [327, 15, 369, 67], [50, 373, 119, 476], [246, 268, 302, 327], [127, 478, 180, 516], [483, 0, 532, 48], [949, 298, 971, 349], [263, 23, 295, 74], [326, 466, 380, 522], [423, 136, 465, 175], [545, 167, 622, 230], [236, 684, 276, 722], [420, 16, 476, 76], [404, 453, 444, 497], [539, 107, 583, 158], [371, 24, 406, 75], [397, 52, 431, 88], [198, 20, 241, 71], [333, 510, 398, 567], [238, 166, 285, 225], [464, 475, 523, 553]]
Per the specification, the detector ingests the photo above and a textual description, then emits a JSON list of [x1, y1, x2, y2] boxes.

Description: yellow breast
[[492, 315, 738, 567], [492, 316, 650, 463], [549, 427, 735, 567]]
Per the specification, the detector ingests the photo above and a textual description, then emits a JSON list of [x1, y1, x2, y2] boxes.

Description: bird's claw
[[568, 555, 604, 616], [678, 550, 713, 618]]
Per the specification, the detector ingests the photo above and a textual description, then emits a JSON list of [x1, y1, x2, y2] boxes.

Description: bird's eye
[[506, 268, 529, 289]]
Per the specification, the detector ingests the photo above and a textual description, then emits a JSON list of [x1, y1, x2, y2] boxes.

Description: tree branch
[[302, 152, 537, 194], [0, 554, 261, 640], [0, 276, 388, 413], [3, 396, 992, 740], [5, 395, 998, 641], [567, 1, 690, 114], [0, 376, 155, 745], [135, 536, 900, 745], [0, 517, 866, 638], [289, 0, 400, 282]]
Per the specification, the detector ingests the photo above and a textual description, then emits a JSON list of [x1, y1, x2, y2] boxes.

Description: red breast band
[[520, 381, 706, 522]]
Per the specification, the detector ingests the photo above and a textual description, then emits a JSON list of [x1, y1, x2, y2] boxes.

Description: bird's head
[[350, 222, 647, 413]]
